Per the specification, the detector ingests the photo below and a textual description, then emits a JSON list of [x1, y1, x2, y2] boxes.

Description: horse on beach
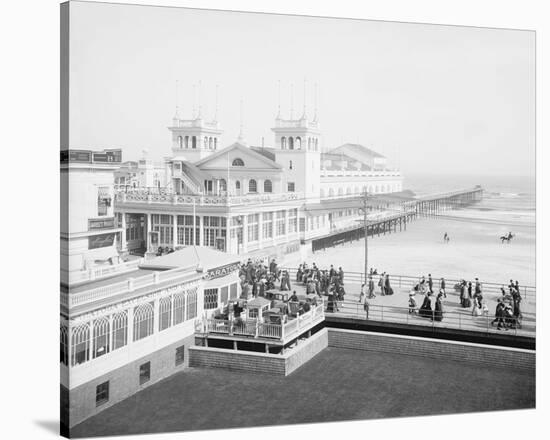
[[500, 232, 514, 243]]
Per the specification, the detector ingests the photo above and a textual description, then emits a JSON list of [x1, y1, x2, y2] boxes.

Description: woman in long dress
[[434, 294, 443, 321], [419, 294, 433, 319]]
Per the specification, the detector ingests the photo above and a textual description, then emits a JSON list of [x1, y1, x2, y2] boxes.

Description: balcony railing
[[195, 303, 325, 342], [115, 190, 305, 207]]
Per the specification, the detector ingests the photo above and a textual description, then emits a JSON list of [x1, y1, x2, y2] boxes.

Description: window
[[203, 216, 226, 248], [177, 136, 183, 148], [112, 311, 127, 350], [275, 210, 286, 236], [204, 288, 219, 310], [187, 289, 198, 320], [177, 215, 200, 246], [248, 179, 257, 193], [96, 381, 109, 406], [229, 283, 238, 299], [173, 292, 186, 325], [287, 182, 295, 192], [203, 137, 208, 148], [264, 180, 272, 193], [159, 297, 172, 331], [281, 137, 286, 149], [288, 209, 298, 234], [192, 136, 197, 149], [295, 136, 301, 149], [247, 214, 259, 242], [262, 212, 273, 239], [60, 325, 68, 366], [184, 136, 189, 148], [235, 180, 241, 193], [220, 286, 229, 305], [219, 179, 227, 192], [175, 346, 185, 366], [93, 317, 109, 358], [151, 214, 173, 247], [71, 323, 90, 366], [133, 303, 154, 342], [139, 362, 151, 385], [232, 158, 244, 166], [97, 187, 111, 216], [288, 137, 294, 150]]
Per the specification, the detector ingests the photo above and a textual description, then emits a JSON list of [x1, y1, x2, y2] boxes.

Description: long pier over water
[[312, 186, 484, 253]]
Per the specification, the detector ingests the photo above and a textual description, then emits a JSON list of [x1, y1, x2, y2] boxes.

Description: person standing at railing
[[358, 283, 366, 303], [385, 274, 393, 295], [338, 267, 345, 285], [440, 278, 446, 298], [434, 293, 444, 322], [379, 273, 386, 296], [368, 276, 376, 299], [428, 274, 433, 294]]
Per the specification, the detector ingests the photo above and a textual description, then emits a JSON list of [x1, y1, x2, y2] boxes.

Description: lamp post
[[359, 191, 370, 284]]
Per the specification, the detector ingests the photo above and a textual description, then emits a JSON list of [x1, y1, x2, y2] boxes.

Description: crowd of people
[[491, 280, 523, 330]]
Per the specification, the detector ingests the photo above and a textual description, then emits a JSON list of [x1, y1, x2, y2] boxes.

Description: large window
[[219, 179, 227, 192], [247, 214, 259, 242], [97, 187, 111, 216], [248, 179, 257, 193], [133, 303, 154, 342], [275, 210, 286, 236], [96, 382, 109, 407], [220, 286, 229, 305], [230, 283, 238, 299], [203, 216, 226, 248], [288, 209, 298, 234], [112, 311, 127, 350], [126, 215, 144, 242], [152, 214, 173, 247], [159, 297, 172, 331], [173, 292, 186, 325], [232, 158, 244, 166], [264, 180, 272, 193], [204, 288, 219, 310], [177, 215, 200, 246], [71, 323, 90, 366], [139, 362, 151, 385], [287, 182, 295, 192], [93, 317, 110, 359], [262, 212, 273, 239]]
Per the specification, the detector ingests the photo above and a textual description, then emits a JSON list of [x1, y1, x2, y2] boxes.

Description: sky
[[68, 1, 535, 177]]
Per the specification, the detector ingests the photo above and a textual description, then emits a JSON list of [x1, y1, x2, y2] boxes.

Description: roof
[[247, 297, 272, 308], [330, 143, 385, 159], [69, 268, 158, 293], [250, 146, 276, 162], [194, 141, 282, 169], [139, 247, 240, 271]]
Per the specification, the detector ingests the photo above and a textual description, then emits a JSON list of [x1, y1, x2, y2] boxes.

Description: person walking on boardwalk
[[385, 274, 393, 295], [440, 277, 446, 298], [363, 297, 370, 319], [443, 232, 448, 243], [428, 274, 433, 294], [338, 267, 345, 285], [368, 276, 376, 299], [434, 292, 444, 322], [379, 273, 385, 296], [358, 283, 366, 303], [474, 278, 482, 295]]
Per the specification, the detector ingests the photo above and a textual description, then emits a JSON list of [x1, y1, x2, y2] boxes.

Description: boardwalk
[[283, 269, 535, 339]]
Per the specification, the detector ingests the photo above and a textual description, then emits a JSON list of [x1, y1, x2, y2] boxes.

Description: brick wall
[[68, 334, 194, 429], [327, 329, 535, 371], [189, 329, 328, 376]]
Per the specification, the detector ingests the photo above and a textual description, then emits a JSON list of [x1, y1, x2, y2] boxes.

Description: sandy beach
[[283, 208, 535, 287]]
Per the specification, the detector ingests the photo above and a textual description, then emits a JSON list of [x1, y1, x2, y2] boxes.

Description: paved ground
[[71, 347, 535, 438]]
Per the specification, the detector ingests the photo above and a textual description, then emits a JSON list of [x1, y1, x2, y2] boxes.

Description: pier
[[311, 186, 484, 253]]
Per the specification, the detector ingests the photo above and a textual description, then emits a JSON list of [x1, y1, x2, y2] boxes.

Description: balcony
[[114, 189, 305, 207]]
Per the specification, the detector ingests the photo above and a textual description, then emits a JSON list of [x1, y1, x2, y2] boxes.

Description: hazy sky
[[69, 1, 535, 177]]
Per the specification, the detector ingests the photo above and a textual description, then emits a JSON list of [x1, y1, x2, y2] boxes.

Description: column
[[153, 298, 160, 333], [120, 212, 127, 251], [284, 210, 290, 243], [172, 214, 178, 248], [258, 211, 264, 250], [225, 214, 231, 253], [88, 319, 94, 362]]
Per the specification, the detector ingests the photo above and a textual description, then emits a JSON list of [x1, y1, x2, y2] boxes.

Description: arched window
[[192, 136, 197, 149], [177, 136, 183, 148], [71, 323, 90, 366], [93, 317, 110, 358], [281, 137, 287, 149], [112, 311, 127, 350], [308, 138, 311, 150], [209, 137, 213, 149], [295, 137, 301, 149], [288, 137, 294, 150], [315, 138, 319, 151], [375, 185, 379, 193], [232, 158, 244, 166], [264, 180, 272, 193], [133, 302, 154, 342], [338, 188, 343, 196], [235, 180, 241, 193], [60, 325, 68, 365], [219, 179, 227, 192], [159, 297, 172, 331], [346, 187, 352, 195], [203, 137, 208, 148], [249, 179, 257, 193], [173, 292, 186, 325], [184, 136, 189, 148], [329, 188, 335, 197], [214, 138, 217, 149]]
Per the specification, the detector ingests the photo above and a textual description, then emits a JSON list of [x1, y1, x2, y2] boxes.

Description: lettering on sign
[[203, 262, 240, 280]]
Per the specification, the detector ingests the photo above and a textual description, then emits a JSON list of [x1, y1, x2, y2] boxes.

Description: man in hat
[[428, 274, 433, 294]]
